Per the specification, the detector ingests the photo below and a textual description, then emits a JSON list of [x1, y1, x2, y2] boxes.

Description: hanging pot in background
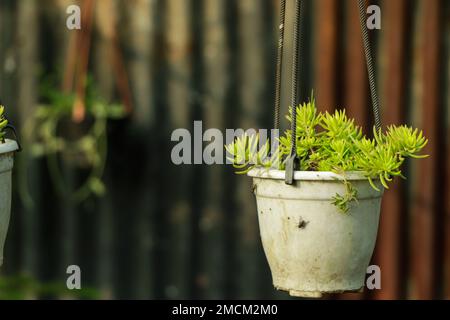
[[0, 139, 19, 267], [249, 168, 383, 298]]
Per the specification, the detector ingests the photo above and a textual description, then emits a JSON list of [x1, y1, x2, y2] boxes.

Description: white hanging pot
[[0, 139, 19, 267], [248, 168, 383, 298]]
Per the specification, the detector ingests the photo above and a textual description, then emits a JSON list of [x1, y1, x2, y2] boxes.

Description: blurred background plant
[[19, 76, 126, 206], [0, 274, 100, 299]]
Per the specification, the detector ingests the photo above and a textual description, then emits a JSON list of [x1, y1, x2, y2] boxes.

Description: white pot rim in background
[[0, 139, 19, 155]]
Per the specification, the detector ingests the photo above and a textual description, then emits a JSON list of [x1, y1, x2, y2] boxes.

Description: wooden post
[[165, 0, 193, 298], [117, 0, 158, 298], [201, 0, 229, 299], [343, 0, 368, 131], [446, 141, 450, 299], [411, 0, 442, 300], [314, 0, 338, 113], [371, 0, 409, 300], [16, 0, 40, 279], [235, 0, 271, 299]]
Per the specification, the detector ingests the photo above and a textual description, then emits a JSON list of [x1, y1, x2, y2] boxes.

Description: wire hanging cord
[[274, 0, 287, 131], [357, 0, 382, 131], [285, 0, 304, 185]]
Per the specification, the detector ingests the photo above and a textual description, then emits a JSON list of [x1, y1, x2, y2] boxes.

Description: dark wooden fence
[[0, 0, 448, 299]]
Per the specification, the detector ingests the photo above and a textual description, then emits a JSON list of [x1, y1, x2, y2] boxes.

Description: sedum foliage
[[0, 105, 8, 142], [225, 98, 428, 212]]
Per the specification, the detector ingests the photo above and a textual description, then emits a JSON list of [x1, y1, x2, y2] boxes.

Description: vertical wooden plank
[[123, 0, 156, 131], [445, 2, 450, 297], [149, 0, 171, 299], [37, 0, 81, 290], [446, 110, 450, 299], [441, 2, 450, 300], [16, 0, 40, 278], [407, 0, 423, 299], [337, 0, 370, 300], [92, 0, 120, 298], [93, 0, 115, 96], [165, 0, 192, 299], [411, 0, 442, 300], [166, 0, 192, 131], [95, 0, 139, 298], [235, 0, 271, 299], [370, 0, 409, 300], [437, 0, 449, 299], [222, 0, 240, 299], [314, 0, 338, 113], [201, 0, 228, 299], [343, 0, 368, 130], [114, 0, 158, 298], [51, 0, 77, 287], [445, 119, 450, 299], [184, 0, 208, 299], [96, 186, 114, 298]]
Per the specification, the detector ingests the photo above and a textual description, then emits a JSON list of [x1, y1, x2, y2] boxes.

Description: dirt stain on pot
[[298, 217, 309, 229]]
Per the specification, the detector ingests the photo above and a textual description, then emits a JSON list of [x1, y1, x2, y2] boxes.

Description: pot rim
[[0, 139, 19, 155], [248, 167, 372, 181]]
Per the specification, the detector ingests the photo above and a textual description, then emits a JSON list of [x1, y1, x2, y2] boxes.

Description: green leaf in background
[[0, 274, 101, 300]]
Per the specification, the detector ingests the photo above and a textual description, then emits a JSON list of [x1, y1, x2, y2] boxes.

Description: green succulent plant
[[0, 105, 8, 142], [225, 97, 428, 212]]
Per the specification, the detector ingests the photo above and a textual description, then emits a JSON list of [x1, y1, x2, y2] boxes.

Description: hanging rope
[[290, 0, 304, 152], [274, 0, 287, 130], [285, 0, 304, 185], [357, 0, 382, 131]]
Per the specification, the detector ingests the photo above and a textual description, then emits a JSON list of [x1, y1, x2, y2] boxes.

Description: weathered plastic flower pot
[[0, 139, 19, 267], [248, 168, 383, 298]]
